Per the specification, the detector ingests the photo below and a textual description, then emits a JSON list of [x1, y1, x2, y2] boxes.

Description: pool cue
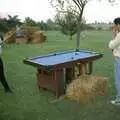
[[0, 31, 15, 45]]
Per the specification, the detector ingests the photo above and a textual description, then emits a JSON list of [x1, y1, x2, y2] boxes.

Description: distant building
[[87, 23, 113, 30]]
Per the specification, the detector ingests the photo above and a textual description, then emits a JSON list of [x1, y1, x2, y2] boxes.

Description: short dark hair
[[114, 17, 120, 25]]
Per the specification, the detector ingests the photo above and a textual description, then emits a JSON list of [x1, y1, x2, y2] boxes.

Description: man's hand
[[112, 25, 120, 39]]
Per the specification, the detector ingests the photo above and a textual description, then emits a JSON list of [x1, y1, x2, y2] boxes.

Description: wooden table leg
[[87, 61, 93, 75], [77, 61, 93, 75], [54, 69, 65, 98], [66, 67, 74, 84], [78, 63, 87, 75]]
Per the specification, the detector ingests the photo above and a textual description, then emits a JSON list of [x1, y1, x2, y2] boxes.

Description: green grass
[[0, 30, 119, 120]]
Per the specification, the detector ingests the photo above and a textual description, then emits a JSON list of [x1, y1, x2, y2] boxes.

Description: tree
[[46, 19, 61, 30], [55, 11, 87, 40], [24, 17, 37, 27], [46, 19, 54, 30], [49, 0, 117, 50], [7, 15, 22, 29], [39, 20, 47, 31], [55, 11, 77, 40], [0, 15, 22, 32], [0, 18, 9, 32]]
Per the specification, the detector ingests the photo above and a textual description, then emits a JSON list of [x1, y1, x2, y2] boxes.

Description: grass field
[[0, 30, 120, 120]]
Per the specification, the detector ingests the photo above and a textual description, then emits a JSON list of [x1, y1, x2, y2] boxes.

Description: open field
[[0, 30, 120, 120]]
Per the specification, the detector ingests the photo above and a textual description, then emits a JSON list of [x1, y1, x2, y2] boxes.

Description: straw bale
[[23, 27, 46, 43], [16, 38, 26, 44], [4, 31, 16, 43], [23, 27, 40, 43], [65, 75, 108, 104], [4, 27, 46, 44], [24, 27, 40, 35], [31, 31, 46, 43]]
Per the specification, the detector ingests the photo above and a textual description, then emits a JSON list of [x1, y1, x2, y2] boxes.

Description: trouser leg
[[0, 58, 11, 92], [115, 57, 120, 97]]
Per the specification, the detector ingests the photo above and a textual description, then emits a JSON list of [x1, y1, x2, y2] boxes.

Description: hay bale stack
[[31, 31, 46, 43], [24, 27, 40, 43], [4, 31, 16, 43], [65, 75, 108, 104], [24, 27, 40, 34], [4, 27, 46, 44]]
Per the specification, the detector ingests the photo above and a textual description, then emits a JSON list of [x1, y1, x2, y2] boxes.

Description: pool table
[[23, 49, 103, 98]]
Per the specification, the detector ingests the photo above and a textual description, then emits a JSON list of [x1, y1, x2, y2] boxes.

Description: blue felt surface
[[27, 50, 99, 66]]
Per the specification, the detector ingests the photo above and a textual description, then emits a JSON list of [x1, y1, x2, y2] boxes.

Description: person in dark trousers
[[0, 33, 12, 92]]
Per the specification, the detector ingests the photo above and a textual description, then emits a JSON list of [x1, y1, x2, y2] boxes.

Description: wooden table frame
[[24, 50, 103, 98]]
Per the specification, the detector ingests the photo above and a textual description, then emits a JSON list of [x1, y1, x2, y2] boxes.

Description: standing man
[[0, 33, 12, 92], [108, 17, 120, 105]]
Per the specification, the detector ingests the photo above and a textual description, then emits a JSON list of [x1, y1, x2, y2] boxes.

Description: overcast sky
[[0, 0, 120, 23]]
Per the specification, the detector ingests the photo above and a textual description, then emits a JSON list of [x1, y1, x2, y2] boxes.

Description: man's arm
[[0, 37, 9, 45], [0, 40, 6, 45], [108, 33, 120, 49]]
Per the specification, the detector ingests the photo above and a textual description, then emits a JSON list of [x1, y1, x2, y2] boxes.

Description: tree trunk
[[70, 34, 72, 40], [76, 5, 85, 51], [76, 22, 81, 51]]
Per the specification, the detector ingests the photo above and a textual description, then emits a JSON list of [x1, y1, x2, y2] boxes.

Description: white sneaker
[[111, 97, 120, 105]]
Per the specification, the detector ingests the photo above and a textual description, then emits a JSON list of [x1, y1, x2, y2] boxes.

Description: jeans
[[0, 57, 11, 91], [115, 57, 120, 97]]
